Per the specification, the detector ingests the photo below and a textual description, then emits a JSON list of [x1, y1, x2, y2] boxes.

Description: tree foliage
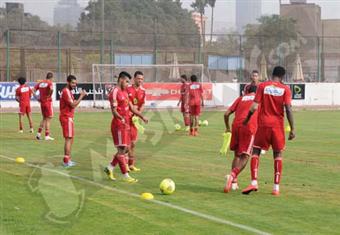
[[78, 0, 199, 48]]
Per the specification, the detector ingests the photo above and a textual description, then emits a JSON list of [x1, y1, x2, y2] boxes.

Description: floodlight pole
[[100, 0, 105, 64]]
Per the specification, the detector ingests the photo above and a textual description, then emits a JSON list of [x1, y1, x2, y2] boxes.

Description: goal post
[[91, 64, 207, 109]]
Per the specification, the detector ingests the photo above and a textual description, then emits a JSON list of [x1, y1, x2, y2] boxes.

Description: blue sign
[[0, 82, 36, 101]]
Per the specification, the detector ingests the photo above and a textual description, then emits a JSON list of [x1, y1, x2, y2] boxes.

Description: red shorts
[[111, 121, 131, 147], [189, 105, 201, 116], [230, 125, 255, 156], [41, 102, 53, 118], [19, 104, 31, 115], [130, 122, 138, 143], [60, 117, 74, 138], [254, 126, 285, 152]]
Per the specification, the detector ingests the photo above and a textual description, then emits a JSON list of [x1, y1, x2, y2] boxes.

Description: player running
[[243, 70, 260, 95], [104, 71, 148, 183], [177, 74, 190, 129], [15, 77, 34, 133], [223, 85, 258, 193], [188, 75, 204, 136], [59, 75, 87, 167], [126, 71, 146, 172], [33, 72, 54, 140], [242, 66, 295, 196]]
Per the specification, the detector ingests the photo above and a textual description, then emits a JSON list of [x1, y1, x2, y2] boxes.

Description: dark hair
[[17, 77, 26, 85], [134, 71, 143, 78], [118, 71, 131, 80], [46, 72, 53, 79], [180, 74, 187, 80], [67, 75, 77, 83], [252, 70, 259, 74], [272, 66, 286, 79], [190, 75, 198, 82], [248, 85, 257, 94]]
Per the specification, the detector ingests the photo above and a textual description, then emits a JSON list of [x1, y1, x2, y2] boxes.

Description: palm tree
[[191, 0, 208, 46], [208, 0, 216, 43]]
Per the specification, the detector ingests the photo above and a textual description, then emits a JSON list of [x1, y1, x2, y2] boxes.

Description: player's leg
[[128, 123, 140, 171], [62, 117, 75, 167], [18, 113, 24, 133], [63, 137, 74, 166], [26, 107, 34, 133], [271, 127, 285, 196], [44, 117, 54, 140]]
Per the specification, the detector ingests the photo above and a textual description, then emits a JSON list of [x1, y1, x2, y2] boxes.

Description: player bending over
[[105, 72, 148, 183], [126, 71, 146, 172], [177, 74, 190, 129], [188, 75, 204, 136], [242, 66, 295, 196], [33, 72, 54, 140], [223, 85, 258, 193], [59, 75, 87, 167], [15, 77, 34, 133]]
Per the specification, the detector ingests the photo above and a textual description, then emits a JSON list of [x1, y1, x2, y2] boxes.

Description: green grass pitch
[[1, 110, 339, 234]]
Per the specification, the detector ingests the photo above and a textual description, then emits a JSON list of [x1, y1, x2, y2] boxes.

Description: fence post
[[110, 34, 114, 82], [238, 35, 243, 82], [6, 29, 10, 81], [317, 36, 321, 82], [57, 31, 61, 82]]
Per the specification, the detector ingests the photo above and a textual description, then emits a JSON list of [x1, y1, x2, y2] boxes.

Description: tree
[[78, 0, 199, 48], [191, 0, 208, 46], [208, 0, 216, 43], [243, 15, 300, 68]]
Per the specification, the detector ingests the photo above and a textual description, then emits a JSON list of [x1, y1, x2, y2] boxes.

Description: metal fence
[[1, 29, 339, 83]]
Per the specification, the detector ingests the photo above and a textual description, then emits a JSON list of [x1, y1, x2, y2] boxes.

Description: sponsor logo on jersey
[[264, 85, 285, 96], [21, 87, 29, 93], [242, 95, 255, 101], [190, 84, 200, 90], [39, 83, 48, 88]]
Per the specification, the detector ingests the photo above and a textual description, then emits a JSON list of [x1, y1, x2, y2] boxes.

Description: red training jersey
[[34, 79, 53, 103], [254, 81, 292, 127], [188, 82, 203, 106], [228, 92, 258, 132], [108, 87, 130, 127], [16, 84, 32, 106], [180, 82, 189, 103], [59, 87, 75, 119], [126, 85, 146, 111]]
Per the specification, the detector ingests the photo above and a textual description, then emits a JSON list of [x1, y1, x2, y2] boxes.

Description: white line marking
[[0, 154, 271, 235]]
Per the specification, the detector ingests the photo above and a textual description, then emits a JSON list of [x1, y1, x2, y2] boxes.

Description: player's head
[[67, 75, 77, 89], [134, 71, 144, 87], [17, 77, 26, 85], [248, 85, 257, 94], [46, 72, 53, 80], [118, 71, 131, 89], [180, 74, 187, 83], [272, 66, 286, 81], [190, 75, 198, 82], [251, 70, 259, 83]]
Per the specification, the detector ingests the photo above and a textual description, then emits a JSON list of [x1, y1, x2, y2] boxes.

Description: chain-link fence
[[1, 29, 339, 83]]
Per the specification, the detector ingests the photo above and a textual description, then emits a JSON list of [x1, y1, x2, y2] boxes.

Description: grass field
[[1, 110, 340, 234]]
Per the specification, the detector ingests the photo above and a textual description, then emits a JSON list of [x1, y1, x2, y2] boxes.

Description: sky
[[0, 0, 339, 27]]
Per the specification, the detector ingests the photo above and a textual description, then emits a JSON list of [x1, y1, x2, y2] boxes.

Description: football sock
[[63, 155, 70, 164], [117, 154, 128, 174], [250, 154, 260, 182], [274, 157, 283, 185]]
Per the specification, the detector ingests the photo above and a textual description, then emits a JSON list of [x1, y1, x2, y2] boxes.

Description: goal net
[[91, 64, 208, 109]]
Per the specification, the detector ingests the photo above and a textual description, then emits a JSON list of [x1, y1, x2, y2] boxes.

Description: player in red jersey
[[33, 72, 54, 140], [242, 66, 295, 196], [104, 71, 148, 183], [59, 75, 87, 167], [243, 70, 260, 95], [223, 85, 258, 193], [15, 77, 34, 133], [188, 75, 204, 136], [177, 74, 190, 129], [126, 71, 146, 172]]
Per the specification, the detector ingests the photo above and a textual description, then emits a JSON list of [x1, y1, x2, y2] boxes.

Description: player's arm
[[31, 86, 40, 101], [285, 104, 295, 140], [68, 90, 87, 108], [15, 89, 20, 103], [111, 106, 124, 122], [129, 102, 148, 124], [243, 102, 259, 125], [177, 96, 182, 106], [224, 109, 234, 133], [139, 103, 145, 113], [200, 86, 204, 107]]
